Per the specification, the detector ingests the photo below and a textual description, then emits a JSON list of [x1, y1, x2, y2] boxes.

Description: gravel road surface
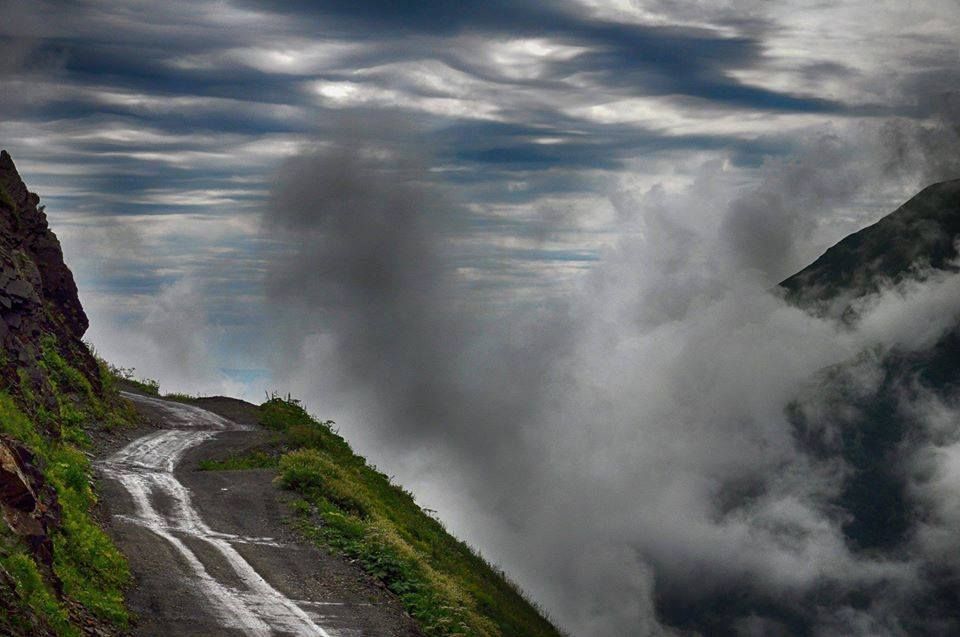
[[97, 392, 421, 637]]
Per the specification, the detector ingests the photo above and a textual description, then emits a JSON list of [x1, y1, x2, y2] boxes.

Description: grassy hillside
[[0, 345, 134, 636], [200, 395, 564, 637], [1, 149, 135, 636]]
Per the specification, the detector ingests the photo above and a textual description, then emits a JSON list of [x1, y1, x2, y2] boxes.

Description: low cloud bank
[[83, 277, 251, 399], [261, 111, 960, 635]]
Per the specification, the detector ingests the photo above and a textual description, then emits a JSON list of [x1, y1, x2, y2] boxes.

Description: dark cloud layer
[[243, 0, 846, 113]]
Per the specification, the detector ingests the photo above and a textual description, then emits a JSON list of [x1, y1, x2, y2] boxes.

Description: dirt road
[[96, 392, 421, 637]]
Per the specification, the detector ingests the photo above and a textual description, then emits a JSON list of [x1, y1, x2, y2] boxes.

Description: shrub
[[278, 449, 328, 491], [0, 390, 130, 629]]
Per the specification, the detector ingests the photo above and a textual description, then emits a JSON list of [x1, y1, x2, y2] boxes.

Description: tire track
[[99, 393, 338, 637]]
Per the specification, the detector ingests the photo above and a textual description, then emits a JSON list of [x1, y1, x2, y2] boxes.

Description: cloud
[[260, 110, 960, 634], [719, 133, 866, 281], [84, 277, 250, 398], [0, 2, 66, 119], [3, 1, 959, 634], [880, 92, 960, 187], [261, 115, 565, 463], [241, 0, 846, 115]]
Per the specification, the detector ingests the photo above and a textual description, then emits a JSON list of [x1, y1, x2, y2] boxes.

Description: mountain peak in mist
[[781, 177, 960, 315]]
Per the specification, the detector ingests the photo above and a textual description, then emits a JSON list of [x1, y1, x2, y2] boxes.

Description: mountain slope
[[780, 177, 960, 315], [97, 389, 424, 636], [144, 391, 565, 637], [0, 150, 133, 636], [657, 179, 960, 635]]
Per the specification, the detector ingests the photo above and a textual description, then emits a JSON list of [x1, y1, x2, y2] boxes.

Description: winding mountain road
[[97, 392, 420, 637]]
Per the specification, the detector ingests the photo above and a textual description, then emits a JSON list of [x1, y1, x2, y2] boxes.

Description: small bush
[[278, 449, 328, 491]]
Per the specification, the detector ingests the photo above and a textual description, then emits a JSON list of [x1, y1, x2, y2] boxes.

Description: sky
[[3, 1, 960, 634]]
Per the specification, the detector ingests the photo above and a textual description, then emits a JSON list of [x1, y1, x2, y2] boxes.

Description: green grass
[[198, 451, 279, 471], [39, 337, 136, 434], [0, 547, 74, 637], [47, 445, 130, 625], [94, 356, 138, 430], [257, 397, 562, 637], [0, 393, 131, 630], [0, 336, 135, 633]]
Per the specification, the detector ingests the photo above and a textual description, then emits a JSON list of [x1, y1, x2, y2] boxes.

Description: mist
[[257, 103, 960, 634], [83, 276, 253, 399]]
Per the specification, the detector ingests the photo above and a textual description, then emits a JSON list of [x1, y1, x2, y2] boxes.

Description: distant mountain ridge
[[659, 179, 960, 635], [780, 178, 960, 316]]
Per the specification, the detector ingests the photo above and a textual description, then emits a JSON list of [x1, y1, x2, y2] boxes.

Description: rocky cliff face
[[0, 151, 124, 637], [0, 434, 61, 574], [0, 149, 99, 408]]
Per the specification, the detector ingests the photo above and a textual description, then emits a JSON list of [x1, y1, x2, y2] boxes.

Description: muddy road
[[96, 392, 421, 637]]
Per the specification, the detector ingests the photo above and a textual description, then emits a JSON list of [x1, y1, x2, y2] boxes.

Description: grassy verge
[[0, 545, 70, 636], [0, 338, 135, 635], [198, 451, 279, 471], [250, 396, 562, 637]]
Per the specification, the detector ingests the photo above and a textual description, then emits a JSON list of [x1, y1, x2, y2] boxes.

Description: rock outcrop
[[0, 435, 61, 577], [0, 151, 129, 637], [0, 149, 99, 407]]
